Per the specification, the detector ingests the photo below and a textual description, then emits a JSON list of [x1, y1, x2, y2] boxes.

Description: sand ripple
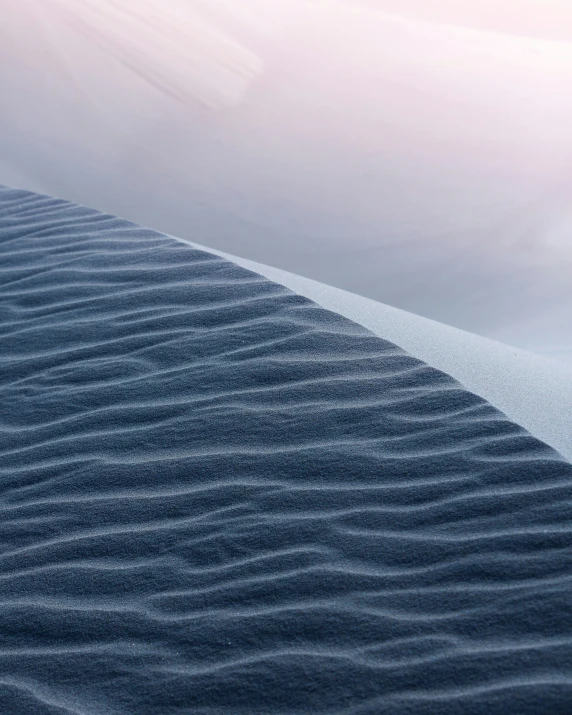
[[1, 187, 572, 714]]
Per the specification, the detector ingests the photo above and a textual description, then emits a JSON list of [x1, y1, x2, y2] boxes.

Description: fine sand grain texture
[[2, 187, 572, 714], [184, 240, 572, 463]]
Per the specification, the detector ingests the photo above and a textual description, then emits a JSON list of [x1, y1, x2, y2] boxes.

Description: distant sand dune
[[2, 187, 572, 714]]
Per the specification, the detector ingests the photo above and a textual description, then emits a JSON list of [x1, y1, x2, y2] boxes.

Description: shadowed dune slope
[[1, 187, 572, 714]]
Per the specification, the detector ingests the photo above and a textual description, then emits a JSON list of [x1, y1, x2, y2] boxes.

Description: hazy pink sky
[[2, 0, 572, 357], [349, 0, 572, 37]]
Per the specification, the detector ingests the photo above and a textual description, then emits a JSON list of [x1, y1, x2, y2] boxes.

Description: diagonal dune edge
[[179, 239, 572, 463], [2, 186, 572, 715]]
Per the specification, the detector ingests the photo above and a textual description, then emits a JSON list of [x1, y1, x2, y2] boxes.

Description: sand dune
[[2, 187, 572, 714], [185, 239, 572, 463]]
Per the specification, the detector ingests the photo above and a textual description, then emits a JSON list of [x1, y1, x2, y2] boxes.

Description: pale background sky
[[1, 0, 572, 359]]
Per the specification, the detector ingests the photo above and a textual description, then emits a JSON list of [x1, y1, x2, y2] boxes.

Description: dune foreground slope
[[2, 187, 572, 714], [184, 240, 572, 463]]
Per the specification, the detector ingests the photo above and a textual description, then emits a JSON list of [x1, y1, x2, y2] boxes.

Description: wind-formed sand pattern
[[2, 187, 572, 714]]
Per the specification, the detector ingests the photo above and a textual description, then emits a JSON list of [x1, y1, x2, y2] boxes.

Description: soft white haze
[[1, 0, 572, 359]]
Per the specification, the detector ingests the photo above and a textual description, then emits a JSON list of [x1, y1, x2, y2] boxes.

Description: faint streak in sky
[[43, 0, 264, 109]]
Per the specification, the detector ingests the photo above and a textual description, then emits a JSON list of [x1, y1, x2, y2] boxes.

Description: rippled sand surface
[[2, 187, 572, 714]]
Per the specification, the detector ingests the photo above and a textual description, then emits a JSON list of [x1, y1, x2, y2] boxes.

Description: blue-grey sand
[[1, 186, 572, 714]]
